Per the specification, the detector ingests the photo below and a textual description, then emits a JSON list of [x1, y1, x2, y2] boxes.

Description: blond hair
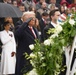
[[21, 11, 35, 22]]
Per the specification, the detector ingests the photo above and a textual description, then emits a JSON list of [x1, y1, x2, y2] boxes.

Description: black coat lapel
[[25, 26, 36, 39]]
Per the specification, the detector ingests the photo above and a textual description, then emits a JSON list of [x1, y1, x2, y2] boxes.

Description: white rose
[[44, 39, 54, 46], [40, 57, 45, 60], [27, 69, 38, 75], [49, 53, 52, 57], [49, 39, 54, 45], [38, 52, 42, 57], [44, 39, 51, 46], [30, 60, 35, 67], [30, 53, 36, 58], [69, 19, 75, 25], [56, 64, 60, 68], [55, 25, 63, 34], [50, 34, 58, 39], [29, 44, 34, 50]]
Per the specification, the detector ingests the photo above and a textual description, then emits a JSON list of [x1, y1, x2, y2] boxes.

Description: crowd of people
[[0, 0, 76, 75]]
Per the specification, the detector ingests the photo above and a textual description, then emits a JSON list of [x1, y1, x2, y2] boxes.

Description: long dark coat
[[15, 22, 40, 75], [39, 18, 47, 42]]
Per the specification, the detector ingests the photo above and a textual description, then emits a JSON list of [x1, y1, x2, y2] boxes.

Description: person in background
[[43, 9, 67, 75], [60, 0, 69, 10], [28, 5, 36, 13], [59, 5, 65, 14], [18, 3, 26, 12], [15, 11, 40, 75], [36, 0, 46, 10], [15, 12, 30, 29], [33, 0, 38, 3], [43, 9, 60, 39], [17, 0, 22, 6], [48, 0, 60, 9], [7, 0, 12, 4], [3, 0, 8, 3], [3, 0, 12, 4], [23, 0, 35, 11], [68, 4, 76, 13], [48, 4, 57, 14], [65, 7, 72, 17], [5, 17, 15, 32], [39, 12, 49, 42], [12, 0, 18, 7], [0, 21, 16, 75], [15, 12, 30, 46], [36, 2, 48, 20], [73, 0, 76, 4]]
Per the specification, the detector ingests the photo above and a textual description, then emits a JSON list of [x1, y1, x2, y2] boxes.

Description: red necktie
[[30, 27, 37, 38], [44, 20, 46, 25]]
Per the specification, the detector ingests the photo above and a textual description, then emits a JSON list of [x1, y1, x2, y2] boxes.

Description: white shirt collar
[[51, 21, 57, 28], [28, 26, 32, 28], [42, 18, 45, 21]]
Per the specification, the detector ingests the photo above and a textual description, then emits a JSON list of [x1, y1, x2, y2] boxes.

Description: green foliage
[[25, 14, 76, 75]]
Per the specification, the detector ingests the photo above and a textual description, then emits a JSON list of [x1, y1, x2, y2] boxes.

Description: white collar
[[42, 18, 45, 21], [28, 26, 32, 28], [51, 21, 57, 28]]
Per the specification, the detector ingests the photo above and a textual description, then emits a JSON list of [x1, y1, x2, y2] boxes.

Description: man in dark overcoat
[[15, 11, 40, 75]]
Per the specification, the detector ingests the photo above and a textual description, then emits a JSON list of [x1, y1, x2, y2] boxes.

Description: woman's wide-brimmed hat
[[68, 4, 76, 8], [60, 0, 69, 6]]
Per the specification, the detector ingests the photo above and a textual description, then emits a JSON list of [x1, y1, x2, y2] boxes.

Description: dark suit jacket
[[15, 23, 40, 54], [15, 22, 40, 75], [43, 23, 54, 40], [39, 19, 46, 42], [16, 19, 23, 26], [43, 23, 67, 75]]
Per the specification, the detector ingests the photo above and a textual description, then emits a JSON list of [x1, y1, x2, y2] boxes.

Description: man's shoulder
[[44, 23, 54, 31], [45, 23, 52, 28], [0, 30, 5, 33], [16, 20, 23, 26], [44, 23, 50, 30]]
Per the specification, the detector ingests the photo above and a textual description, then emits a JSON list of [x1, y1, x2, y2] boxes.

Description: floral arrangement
[[25, 13, 76, 75]]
